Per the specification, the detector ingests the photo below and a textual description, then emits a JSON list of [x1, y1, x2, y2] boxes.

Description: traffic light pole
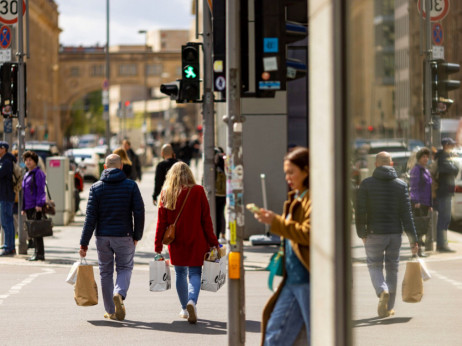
[[226, 0, 245, 344], [202, 0, 216, 232], [423, 0, 433, 149]]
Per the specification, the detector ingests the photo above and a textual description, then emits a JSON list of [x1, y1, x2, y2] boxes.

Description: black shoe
[[0, 249, 16, 256], [437, 247, 456, 253], [27, 255, 45, 261]]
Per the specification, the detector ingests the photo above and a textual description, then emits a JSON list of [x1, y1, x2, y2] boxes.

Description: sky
[[54, 0, 194, 46]]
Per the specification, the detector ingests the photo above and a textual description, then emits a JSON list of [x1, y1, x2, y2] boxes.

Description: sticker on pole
[[417, 0, 450, 22], [0, 0, 26, 25]]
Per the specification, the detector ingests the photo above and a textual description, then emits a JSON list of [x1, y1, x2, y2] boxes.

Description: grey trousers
[[95, 236, 135, 314]]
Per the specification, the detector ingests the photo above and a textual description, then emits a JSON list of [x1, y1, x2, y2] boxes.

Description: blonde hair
[[161, 162, 196, 210], [113, 147, 132, 166]]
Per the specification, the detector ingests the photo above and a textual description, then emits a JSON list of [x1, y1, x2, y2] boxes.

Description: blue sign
[[3, 118, 12, 133], [259, 81, 281, 90], [263, 38, 278, 53], [104, 104, 109, 112]]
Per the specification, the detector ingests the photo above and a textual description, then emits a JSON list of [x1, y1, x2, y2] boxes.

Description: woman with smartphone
[[253, 146, 311, 346]]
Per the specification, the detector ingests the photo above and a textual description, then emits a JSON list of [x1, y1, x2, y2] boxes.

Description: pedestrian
[[113, 147, 133, 180], [214, 147, 226, 242], [21, 151, 47, 261], [409, 147, 432, 257], [356, 151, 418, 318], [0, 141, 16, 256], [154, 162, 219, 324], [252, 147, 311, 346], [152, 144, 178, 205], [79, 154, 145, 321], [433, 137, 459, 252], [123, 139, 142, 181]]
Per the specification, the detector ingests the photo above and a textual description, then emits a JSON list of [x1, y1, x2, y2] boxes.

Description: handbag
[[162, 188, 192, 245], [43, 184, 56, 215], [25, 213, 53, 238], [265, 241, 284, 291]]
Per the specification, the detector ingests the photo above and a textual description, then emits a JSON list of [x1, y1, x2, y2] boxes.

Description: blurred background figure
[[122, 140, 142, 181], [214, 147, 226, 243], [152, 144, 178, 206], [113, 147, 133, 180]]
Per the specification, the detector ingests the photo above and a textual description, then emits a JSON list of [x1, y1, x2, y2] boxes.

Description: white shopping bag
[[417, 256, 432, 281], [201, 256, 227, 292], [149, 260, 171, 292], [66, 258, 84, 285]]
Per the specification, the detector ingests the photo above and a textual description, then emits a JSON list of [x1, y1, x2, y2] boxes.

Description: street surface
[[0, 164, 461, 345]]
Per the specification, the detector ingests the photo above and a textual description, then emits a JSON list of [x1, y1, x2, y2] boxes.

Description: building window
[[90, 64, 104, 77], [119, 64, 137, 76], [70, 66, 80, 77], [147, 64, 163, 76]]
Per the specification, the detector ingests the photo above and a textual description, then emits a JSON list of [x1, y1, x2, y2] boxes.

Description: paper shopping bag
[[74, 264, 98, 306], [201, 256, 227, 292], [66, 261, 81, 285], [149, 260, 171, 292], [402, 260, 423, 303]]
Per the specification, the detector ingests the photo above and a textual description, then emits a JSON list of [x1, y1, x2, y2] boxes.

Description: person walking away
[[0, 141, 16, 256], [252, 147, 311, 346], [22, 151, 47, 261], [154, 162, 219, 324], [433, 137, 459, 252], [152, 144, 178, 205], [409, 147, 432, 257], [113, 147, 133, 180], [123, 139, 142, 181], [79, 154, 145, 321], [214, 147, 226, 242], [356, 152, 418, 318]]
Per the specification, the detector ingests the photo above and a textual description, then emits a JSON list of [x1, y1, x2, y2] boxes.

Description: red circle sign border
[[0, 0, 27, 25], [417, 0, 450, 22], [0, 25, 11, 48]]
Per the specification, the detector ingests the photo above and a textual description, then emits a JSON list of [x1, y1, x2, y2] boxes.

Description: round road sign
[[215, 76, 226, 91], [0, 0, 26, 25], [417, 0, 450, 22], [0, 25, 11, 48]]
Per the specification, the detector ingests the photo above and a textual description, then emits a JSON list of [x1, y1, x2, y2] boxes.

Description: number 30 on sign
[[417, 0, 450, 22], [0, 0, 26, 25]]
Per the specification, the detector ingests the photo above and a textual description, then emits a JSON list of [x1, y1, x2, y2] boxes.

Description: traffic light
[[160, 81, 182, 102], [212, 0, 226, 98], [181, 42, 201, 101], [432, 60, 460, 113], [0, 63, 16, 117], [254, 0, 308, 97]]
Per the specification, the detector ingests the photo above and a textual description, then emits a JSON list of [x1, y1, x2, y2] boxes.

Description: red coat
[[155, 185, 219, 266]]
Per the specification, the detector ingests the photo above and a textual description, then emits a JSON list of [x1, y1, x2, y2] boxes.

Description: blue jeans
[[0, 201, 15, 251], [264, 283, 310, 346], [365, 234, 401, 310], [435, 195, 452, 248], [175, 266, 202, 309], [95, 236, 135, 314]]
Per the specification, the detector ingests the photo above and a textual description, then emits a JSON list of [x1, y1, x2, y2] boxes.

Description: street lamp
[[138, 29, 148, 162]]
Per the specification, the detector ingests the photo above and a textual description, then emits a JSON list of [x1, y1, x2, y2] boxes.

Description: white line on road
[[0, 268, 55, 305], [431, 271, 462, 290]]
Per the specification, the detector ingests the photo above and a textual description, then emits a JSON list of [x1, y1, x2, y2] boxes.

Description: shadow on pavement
[[353, 316, 412, 327], [243, 245, 278, 254]]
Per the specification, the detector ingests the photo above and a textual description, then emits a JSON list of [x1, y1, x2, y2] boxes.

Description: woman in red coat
[[155, 162, 219, 324]]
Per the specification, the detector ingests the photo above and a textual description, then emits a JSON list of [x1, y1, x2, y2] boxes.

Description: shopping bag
[[402, 260, 423, 303], [149, 260, 171, 292], [417, 256, 431, 281], [66, 259, 83, 285], [201, 256, 227, 292], [74, 263, 98, 306]]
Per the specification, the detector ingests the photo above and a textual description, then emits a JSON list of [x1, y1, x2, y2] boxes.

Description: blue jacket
[[0, 152, 15, 202], [80, 168, 145, 247], [355, 166, 417, 243]]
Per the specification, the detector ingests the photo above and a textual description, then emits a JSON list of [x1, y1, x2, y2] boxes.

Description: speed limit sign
[[417, 0, 450, 22], [0, 0, 26, 25]]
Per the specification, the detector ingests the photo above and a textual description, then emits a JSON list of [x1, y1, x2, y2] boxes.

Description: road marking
[[431, 272, 462, 290], [0, 268, 54, 305]]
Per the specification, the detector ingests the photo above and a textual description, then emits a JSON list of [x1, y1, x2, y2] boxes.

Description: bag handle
[[172, 187, 191, 226], [46, 183, 52, 200]]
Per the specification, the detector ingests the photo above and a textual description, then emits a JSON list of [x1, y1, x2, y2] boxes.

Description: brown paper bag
[[74, 264, 98, 306], [402, 261, 423, 303]]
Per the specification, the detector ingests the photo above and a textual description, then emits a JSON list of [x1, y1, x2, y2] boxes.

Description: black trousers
[[25, 209, 45, 257]]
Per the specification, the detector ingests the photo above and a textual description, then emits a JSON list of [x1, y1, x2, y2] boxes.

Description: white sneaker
[[179, 308, 189, 319], [186, 300, 197, 324], [219, 237, 227, 244]]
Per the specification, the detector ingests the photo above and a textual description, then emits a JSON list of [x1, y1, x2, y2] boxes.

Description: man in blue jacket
[[356, 152, 418, 318], [79, 154, 145, 321], [0, 141, 16, 256]]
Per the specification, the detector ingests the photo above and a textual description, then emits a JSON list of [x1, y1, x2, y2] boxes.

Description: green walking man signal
[[184, 66, 197, 79]]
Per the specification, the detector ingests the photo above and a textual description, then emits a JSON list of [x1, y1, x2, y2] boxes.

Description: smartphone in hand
[[246, 203, 261, 214]]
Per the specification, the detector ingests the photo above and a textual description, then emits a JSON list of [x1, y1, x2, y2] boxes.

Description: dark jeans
[[435, 195, 452, 248], [25, 209, 45, 257], [412, 204, 430, 247], [215, 196, 226, 238]]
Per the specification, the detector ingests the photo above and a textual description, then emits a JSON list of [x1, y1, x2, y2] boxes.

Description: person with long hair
[[154, 162, 219, 324], [253, 147, 311, 345], [113, 147, 133, 179]]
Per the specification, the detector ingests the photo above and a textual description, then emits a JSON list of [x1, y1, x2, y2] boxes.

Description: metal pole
[[226, 0, 245, 344], [202, 0, 216, 232], [16, 0, 27, 254], [104, 0, 111, 156], [260, 174, 269, 236], [138, 30, 148, 163], [423, 0, 433, 148]]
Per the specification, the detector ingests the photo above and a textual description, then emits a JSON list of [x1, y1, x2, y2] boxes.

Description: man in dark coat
[[152, 144, 178, 205], [356, 152, 418, 318], [79, 154, 145, 321], [434, 137, 459, 252], [123, 139, 142, 181], [0, 141, 16, 256]]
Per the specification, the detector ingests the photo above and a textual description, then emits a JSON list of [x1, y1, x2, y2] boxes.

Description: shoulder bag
[[162, 187, 191, 245], [43, 184, 56, 215]]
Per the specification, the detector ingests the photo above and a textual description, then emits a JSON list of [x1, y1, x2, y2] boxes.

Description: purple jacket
[[409, 164, 432, 207], [22, 167, 46, 211]]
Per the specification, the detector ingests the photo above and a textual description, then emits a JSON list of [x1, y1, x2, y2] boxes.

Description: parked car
[[78, 134, 99, 148], [24, 141, 60, 162], [65, 148, 101, 181], [451, 153, 462, 222]]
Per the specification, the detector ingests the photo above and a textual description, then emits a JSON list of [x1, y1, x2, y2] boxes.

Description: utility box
[[46, 157, 72, 226]]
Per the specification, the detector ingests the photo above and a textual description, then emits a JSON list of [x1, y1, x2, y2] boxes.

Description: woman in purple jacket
[[409, 147, 432, 257], [22, 151, 47, 261]]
